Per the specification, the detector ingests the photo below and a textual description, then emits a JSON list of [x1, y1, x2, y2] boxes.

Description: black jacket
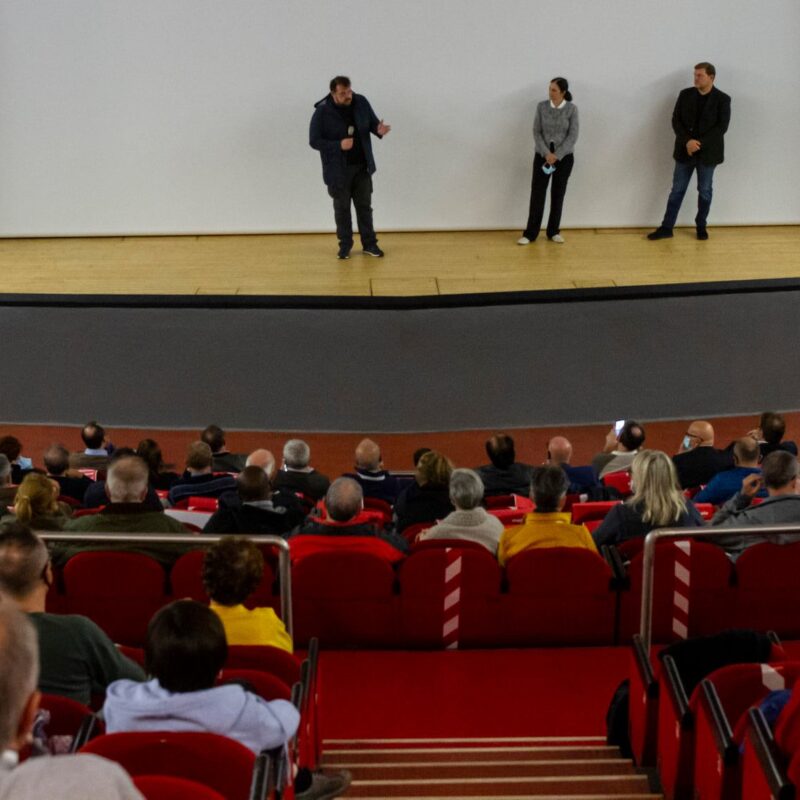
[[672, 86, 731, 165], [309, 93, 382, 189]]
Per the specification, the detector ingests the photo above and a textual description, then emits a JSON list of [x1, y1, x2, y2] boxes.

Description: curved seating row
[[44, 538, 800, 649]]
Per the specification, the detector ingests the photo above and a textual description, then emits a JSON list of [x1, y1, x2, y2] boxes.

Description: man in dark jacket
[[648, 62, 731, 241], [476, 434, 533, 496], [309, 75, 391, 260]]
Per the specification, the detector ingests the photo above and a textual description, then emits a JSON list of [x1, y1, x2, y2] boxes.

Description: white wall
[[0, 0, 798, 235]]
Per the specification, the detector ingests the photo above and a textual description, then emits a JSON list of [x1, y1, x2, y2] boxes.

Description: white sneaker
[[549, 234, 565, 244], [516, 236, 531, 245]]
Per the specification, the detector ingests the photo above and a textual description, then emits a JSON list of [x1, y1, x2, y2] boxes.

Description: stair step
[[347, 797, 661, 800], [325, 759, 635, 780], [325, 746, 621, 764], [325, 737, 607, 749], [347, 796, 661, 800], [344, 774, 652, 797]]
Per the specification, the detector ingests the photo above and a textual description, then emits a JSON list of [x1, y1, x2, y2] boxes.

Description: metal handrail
[[639, 523, 800, 651], [37, 531, 294, 638]]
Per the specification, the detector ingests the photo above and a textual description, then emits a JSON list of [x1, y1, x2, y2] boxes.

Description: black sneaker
[[362, 245, 385, 257], [647, 227, 673, 240], [696, 227, 709, 240], [296, 769, 352, 800], [337, 245, 351, 260]]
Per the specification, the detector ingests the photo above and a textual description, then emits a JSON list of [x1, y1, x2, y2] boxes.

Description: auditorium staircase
[[322, 736, 662, 799]]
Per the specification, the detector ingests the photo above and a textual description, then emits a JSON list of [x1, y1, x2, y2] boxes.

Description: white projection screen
[[0, 0, 798, 236]]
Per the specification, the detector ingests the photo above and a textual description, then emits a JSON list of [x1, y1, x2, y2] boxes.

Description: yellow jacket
[[498, 512, 597, 566], [210, 602, 293, 653]]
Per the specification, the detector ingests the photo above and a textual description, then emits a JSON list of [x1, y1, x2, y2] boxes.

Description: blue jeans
[[661, 159, 716, 230]]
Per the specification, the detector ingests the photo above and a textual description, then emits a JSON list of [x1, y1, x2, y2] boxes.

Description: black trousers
[[327, 164, 377, 248], [523, 153, 574, 240]]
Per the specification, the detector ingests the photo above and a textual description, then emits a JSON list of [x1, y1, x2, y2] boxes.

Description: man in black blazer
[[648, 62, 731, 241]]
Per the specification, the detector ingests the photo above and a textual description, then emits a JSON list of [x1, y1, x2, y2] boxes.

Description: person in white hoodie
[[103, 600, 298, 754]]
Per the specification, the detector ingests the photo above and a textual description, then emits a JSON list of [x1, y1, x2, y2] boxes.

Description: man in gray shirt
[[711, 451, 800, 559]]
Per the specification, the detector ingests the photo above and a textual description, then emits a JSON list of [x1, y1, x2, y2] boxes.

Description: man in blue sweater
[[310, 76, 391, 260]]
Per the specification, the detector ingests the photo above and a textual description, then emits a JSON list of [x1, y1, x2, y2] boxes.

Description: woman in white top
[[518, 77, 579, 245]]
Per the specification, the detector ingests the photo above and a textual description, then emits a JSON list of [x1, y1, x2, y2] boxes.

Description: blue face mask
[[16, 456, 33, 470], [682, 435, 693, 450]]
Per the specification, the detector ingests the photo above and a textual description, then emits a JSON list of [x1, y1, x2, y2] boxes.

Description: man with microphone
[[310, 76, 391, 260]]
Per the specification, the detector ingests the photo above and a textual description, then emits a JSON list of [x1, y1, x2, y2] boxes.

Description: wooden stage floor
[[1, 225, 798, 298]]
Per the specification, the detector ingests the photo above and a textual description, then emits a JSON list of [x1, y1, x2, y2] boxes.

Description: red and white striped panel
[[672, 541, 691, 640], [442, 548, 462, 650]]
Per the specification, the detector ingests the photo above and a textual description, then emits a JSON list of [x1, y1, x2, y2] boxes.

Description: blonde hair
[[628, 450, 687, 528], [416, 451, 454, 489], [14, 473, 59, 524]]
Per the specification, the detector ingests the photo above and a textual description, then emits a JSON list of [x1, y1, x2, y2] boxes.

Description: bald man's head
[[246, 449, 275, 478], [355, 439, 382, 471], [547, 436, 573, 465], [687, 420, 715, 448]]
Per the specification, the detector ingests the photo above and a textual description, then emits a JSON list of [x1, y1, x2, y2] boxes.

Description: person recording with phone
[[518, 77, 579, 245], [309, 76, 391, 260], [591, 420, 646, 479]]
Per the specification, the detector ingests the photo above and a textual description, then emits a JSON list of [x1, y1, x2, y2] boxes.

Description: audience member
[[593, 450, 705, 548], [752, 412, 798, 458], [83, 447, 163, 511], [43, 443, 93, 504], [476, 434, 533, 496], [0, 601, 145, 799], [167, 442, 237, 506], [204, 466, 304, 535], [68, 420, 112, 472], [417, 468, 503, 554], [0, 473, 71, 530], [498, 465, 597, 565], [0, 456, 16, 509], [201, 424, 246, 473], [0, 524, 145, 704], [592, 421, 646, 478], [103, 600, 298, 751], [546, 436, 600, 495], [695, 437, 767, 506], [344, 438, 402, 504], [202, 537, 292, 651], [412, 447, 432, 467], [59, 456, 189, 567], [245, 448, 276, 477], [292, 478, 408, 554], [272, 439, 331, 501], [136, 438, 180, 490], [394, 450, 455, 534], [672, 420, 734, 489], [711, 451, 800, 559], [0, 436, 33, 485]]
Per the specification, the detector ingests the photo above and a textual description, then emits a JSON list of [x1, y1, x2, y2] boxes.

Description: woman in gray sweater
[[518, 77, 579, 245]]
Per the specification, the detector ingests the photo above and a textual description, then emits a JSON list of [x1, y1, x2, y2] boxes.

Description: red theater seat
[[570, 501, 620, 525], [133, 775, 226, 800], [81, 732, 255, 800], [603, 471, 632, 496], [217, 668, 292, 702], [63, 552, 168, 646], [734, 541, 800, 638], [225, 645, 300, 688], [398, 547, 502, 648], [292, 551, 398, 648], [500, 548, 616, 645], [485, 493, 535, 526], [618, 540, 735, 644], [694, 662, 800, 800]]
